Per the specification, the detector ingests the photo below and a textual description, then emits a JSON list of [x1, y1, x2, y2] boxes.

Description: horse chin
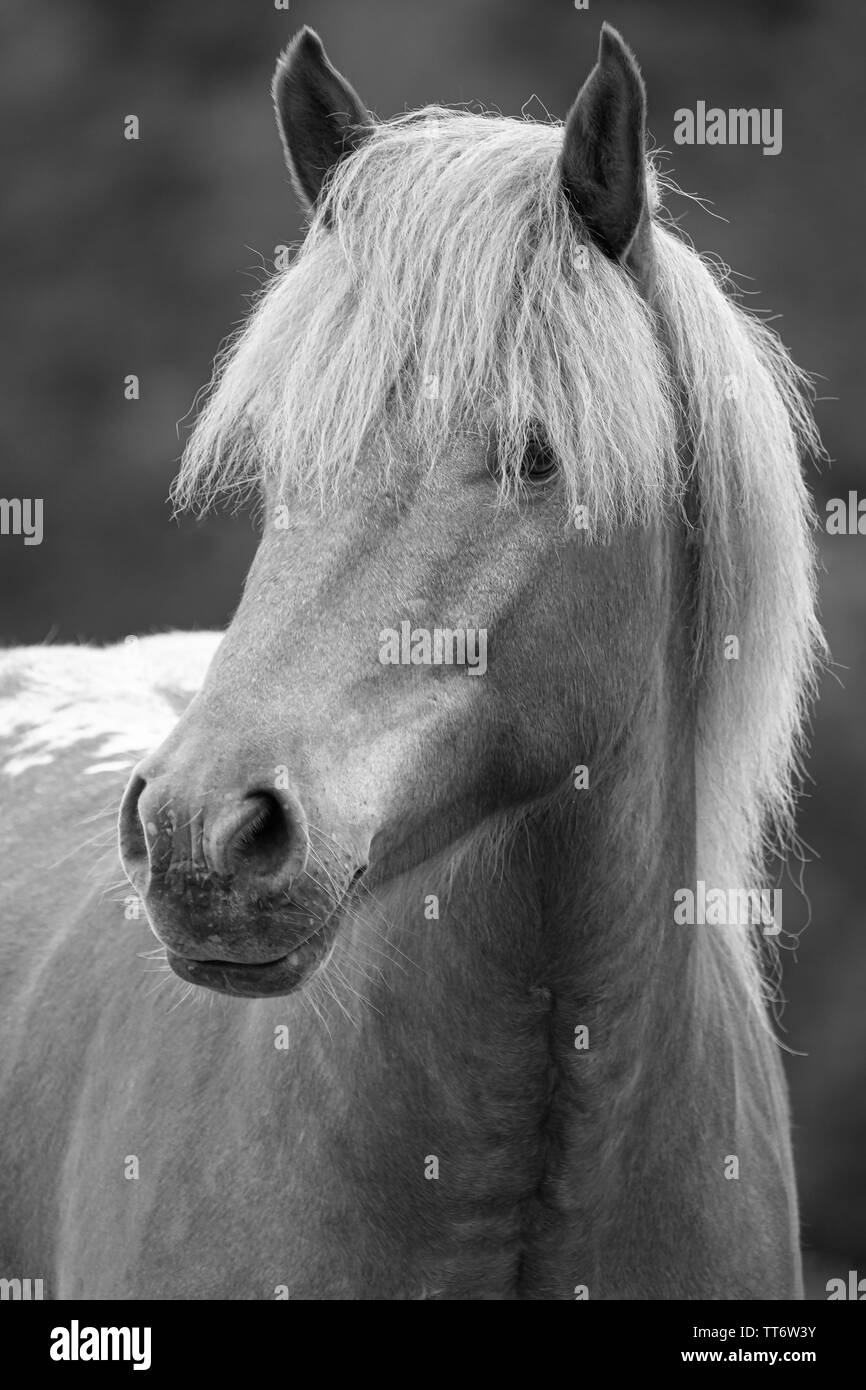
[[166, 927, 337, 998]]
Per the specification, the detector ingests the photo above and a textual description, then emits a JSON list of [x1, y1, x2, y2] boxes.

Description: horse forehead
[[0, 633, 219, 777]]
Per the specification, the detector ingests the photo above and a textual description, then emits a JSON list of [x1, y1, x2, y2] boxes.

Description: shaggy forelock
[[175, 109, 678, 527], [174, 106, 824, 1021]]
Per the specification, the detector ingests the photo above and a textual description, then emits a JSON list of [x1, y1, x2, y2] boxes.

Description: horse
[[0, 24, 822, 1299]]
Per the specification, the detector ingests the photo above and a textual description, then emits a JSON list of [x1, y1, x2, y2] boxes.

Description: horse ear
[[273, 27, 371, 210], [560, 23, 653, 286]]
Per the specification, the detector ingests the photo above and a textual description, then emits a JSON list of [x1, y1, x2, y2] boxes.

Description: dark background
[[2, 0, 863, 1296]]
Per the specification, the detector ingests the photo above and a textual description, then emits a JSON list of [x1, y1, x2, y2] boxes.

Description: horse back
[[0, 636, 218, 1290]]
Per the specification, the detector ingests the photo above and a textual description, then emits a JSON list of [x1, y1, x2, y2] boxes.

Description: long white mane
[[174, 108, 824, 1017]]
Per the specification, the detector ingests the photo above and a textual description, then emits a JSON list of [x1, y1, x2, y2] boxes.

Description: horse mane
[[174, 107, 824, 1020]]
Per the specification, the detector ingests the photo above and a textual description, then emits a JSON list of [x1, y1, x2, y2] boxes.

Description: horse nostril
[[229, 793, 293, 879], [119, 770, 309, 895], [118, 773, 150, 883], [206, 789, 308, 888]]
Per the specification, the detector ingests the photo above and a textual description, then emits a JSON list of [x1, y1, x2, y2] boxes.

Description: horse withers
[[0, 25, 820, 1299]]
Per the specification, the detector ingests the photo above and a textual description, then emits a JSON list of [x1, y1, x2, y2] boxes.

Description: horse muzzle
[[117, 764, 367, 997]]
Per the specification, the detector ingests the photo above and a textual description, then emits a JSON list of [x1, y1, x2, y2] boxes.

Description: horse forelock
[[175, 108, 678, 526], [173, 105, 824, 1027]]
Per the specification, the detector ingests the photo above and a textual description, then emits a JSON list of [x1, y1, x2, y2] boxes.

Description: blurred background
[[1, 0, 863, 1297]]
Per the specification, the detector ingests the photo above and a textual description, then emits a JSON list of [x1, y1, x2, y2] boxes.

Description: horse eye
[[521, 436, 558, 482]]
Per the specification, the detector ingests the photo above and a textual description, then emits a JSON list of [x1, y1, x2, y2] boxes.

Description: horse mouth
[[164, 865, 366, 998], [167, 940, 328, 997]]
